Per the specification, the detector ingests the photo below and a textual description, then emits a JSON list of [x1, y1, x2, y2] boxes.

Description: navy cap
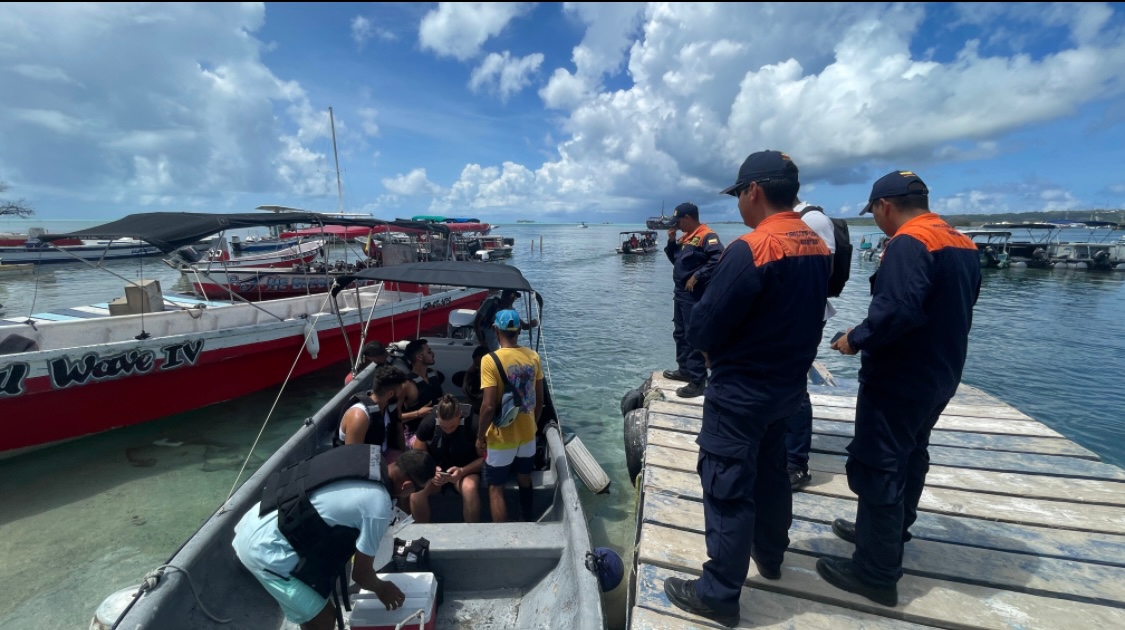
[[720, 150, 799, 196], [860, 170, 929, 215], [672, 202, 698, 221]]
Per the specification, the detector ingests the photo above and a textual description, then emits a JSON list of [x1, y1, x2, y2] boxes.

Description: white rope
[[353, 283, 386, 373], [220, 289, 336, 509]]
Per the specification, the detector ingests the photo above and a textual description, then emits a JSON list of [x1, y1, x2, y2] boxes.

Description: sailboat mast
[[328, 106, 344, 214]]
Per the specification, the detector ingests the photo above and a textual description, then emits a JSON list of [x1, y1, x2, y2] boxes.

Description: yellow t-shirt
[[480, 346, 543, 449]]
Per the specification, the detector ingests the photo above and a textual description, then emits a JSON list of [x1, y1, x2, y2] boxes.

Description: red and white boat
[[182, 262, 381, 300], [174, 238, 325, 270], [0, 281, 485, 456]]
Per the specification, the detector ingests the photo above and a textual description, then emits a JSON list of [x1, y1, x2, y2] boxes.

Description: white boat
[[167, 239, 326, 271], [90, 262, 607, 630], [0, 226, 165, 265], [468, 235, 514, 262], [616, 230, 659, 255]]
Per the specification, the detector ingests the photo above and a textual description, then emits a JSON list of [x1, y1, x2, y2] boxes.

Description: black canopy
[[36, 211, 439, 253], [333, 261, 535, 294]]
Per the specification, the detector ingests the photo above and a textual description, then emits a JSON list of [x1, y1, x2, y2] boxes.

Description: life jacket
[[334, 398, 395, 449], [258, 444, 392, 598]]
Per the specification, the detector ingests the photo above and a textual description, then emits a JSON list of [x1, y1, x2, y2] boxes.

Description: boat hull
[[0, 242, 164, 264], [0, 289, 485, 454], [186, 268, 381, 300]]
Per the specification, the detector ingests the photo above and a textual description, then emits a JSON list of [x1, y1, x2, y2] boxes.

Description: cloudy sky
[[2, 2, 1124, 222]]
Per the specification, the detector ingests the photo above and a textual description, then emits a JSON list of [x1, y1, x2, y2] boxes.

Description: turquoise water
[[1, 221, 1124, 628]]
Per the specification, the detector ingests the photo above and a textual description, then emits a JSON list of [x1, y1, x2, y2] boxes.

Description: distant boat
[[516, 219, 536, 224], [646, 202, 677, 230], [578, 222, 588, 229]]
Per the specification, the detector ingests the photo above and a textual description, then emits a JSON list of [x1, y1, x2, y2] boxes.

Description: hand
[[417, 405, 433, 418], [530, 318, 539, 328], [372, 579, 405, 610], [447, 466, 463, 480], [667, 228, 677, 239], [476, 438, 487, 457], [832, 328, 857, 355], [433, 469, 449, 486], [685, 274, 698, 292]]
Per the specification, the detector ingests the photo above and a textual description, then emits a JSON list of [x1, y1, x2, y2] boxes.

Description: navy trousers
[[672, 299, 707, 384], [694, 412, 791, 615], [846, 384, 949, 586], [784, 391, 812, 472]]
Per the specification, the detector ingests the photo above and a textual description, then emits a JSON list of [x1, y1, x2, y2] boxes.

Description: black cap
[[361, 341, 387, 358], [720, 150, 799, 196], [672, 202, 698, 222], [860, 170, 929, 215]]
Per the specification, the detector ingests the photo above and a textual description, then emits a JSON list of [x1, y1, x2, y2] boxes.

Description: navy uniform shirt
[[687, 212, 831, 458], [665, 224, 724, 301], [848, 213, 981, 402]]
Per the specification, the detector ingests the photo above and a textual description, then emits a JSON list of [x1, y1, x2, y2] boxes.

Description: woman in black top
[[409, 394, 483, 523]]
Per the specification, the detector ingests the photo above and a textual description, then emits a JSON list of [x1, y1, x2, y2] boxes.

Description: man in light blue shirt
[[233, 449, 436, 629]]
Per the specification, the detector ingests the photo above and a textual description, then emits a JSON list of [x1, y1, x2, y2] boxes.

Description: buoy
[[303, 320, 320, 359], [623, 408, 648, 486], [566, 435, 610, 494], [586, 547, 624, 592]]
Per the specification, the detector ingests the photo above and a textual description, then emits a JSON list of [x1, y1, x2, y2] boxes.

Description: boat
[[578, 222, 588, 229], [465, 234, 514, 261], [408, 215, 493, 236], [166, 239, 326, 271], [981, 222, 1060, 268], [959, 230, 1011, 269], [645, 203, 677, 231], [92, 261, 606, 630], [0, 212, 487, 457], [858, 234, 888, 262], [616, 230, 659, 255], [0, 226, 166, 265], [1047, 220, 1124, 271]]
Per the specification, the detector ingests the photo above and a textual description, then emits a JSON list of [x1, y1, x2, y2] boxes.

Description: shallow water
[[1, 221, 1123, 628]]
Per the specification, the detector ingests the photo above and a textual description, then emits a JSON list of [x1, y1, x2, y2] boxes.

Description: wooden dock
[[628, 371, 1125, 629]]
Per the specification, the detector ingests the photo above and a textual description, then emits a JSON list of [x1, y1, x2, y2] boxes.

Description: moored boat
[[960, 230, 1011, 269], [0, 226, 165, 265], [91, 262, 606, 630], [167, 239, 326, 271]]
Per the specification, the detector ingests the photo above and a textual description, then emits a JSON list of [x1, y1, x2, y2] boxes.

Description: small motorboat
[[616, 230, 660, 255]]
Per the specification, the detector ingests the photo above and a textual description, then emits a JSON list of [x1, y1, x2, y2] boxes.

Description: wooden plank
[[643, 465, 1125, 567], [649, 399, 1064, 438], [646, 432, 1125, 506], [809, 419, 1096, 459], [644, 458, 1125, 534], [646, 412, 1125, 481], [632, 564, 935, 630], [640, 492, 1125, 607], [638, 522, 1125, 630], [646, 373, 1032, 420]]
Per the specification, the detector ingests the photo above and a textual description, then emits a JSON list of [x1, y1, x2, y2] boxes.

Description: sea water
[[1, 220, 1123, 629]]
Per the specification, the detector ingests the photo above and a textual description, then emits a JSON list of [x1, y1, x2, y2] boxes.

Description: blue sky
[[2, 2, 1124, 222]]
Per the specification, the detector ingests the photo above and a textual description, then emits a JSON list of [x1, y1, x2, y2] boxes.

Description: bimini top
[[620, 230, 658, 236], [37, 212, 427, 253], [981, 222, 1060, 230], [334, 260, 535, 294]]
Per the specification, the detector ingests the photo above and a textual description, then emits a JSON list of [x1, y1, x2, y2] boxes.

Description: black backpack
[[800, 205, 852, 298]]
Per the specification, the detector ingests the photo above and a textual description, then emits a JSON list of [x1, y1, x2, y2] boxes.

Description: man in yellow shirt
[[477, 309, 543, 522]]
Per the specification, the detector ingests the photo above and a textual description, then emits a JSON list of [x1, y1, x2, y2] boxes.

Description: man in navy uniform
[[663, 151, 831, 627], [822, 171, 981, 606], [663, 202, 724, 398]]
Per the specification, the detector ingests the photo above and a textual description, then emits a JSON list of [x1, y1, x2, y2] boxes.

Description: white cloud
[[541, 3, 644, 109], [0, 4, 337, 204], [358, 108, 379, 136], [469, 51, 544, 101], [419, 2, 534, 61], [351, 15, 395, 50], [438, 3, 1125, 217], [383, 168, 442, 196], [932, 181, 1085, 214]]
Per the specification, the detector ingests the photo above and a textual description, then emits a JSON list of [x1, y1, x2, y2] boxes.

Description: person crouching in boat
[[337, 366, 407, 462], [410, 394, 484, 523], [232, 446, 437, 630]]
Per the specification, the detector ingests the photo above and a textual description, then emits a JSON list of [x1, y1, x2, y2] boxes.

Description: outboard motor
[[173, 246, 203, 263], [447, 309, 477, 339]]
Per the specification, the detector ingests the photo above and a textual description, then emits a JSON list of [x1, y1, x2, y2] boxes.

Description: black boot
[[676, 381, 705, 398], [815, 557, 898, 607], [832, 519, 856, 544], [788, 468, 811, 491], [663, 577, 739, 627], [751, 554, 781, 580], [662, 369, 692, 382]]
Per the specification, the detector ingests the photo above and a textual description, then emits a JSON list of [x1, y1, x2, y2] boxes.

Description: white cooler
[[349, 572, 437, 630]]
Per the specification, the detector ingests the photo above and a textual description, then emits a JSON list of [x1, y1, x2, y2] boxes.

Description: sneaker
[[831, 518, 856, 544], [676, 381, 705, 398], [788, 468, 811, 491], [662, 369, 692, 382], [815, 557, 898, 607], [663, 577, 739, 628]]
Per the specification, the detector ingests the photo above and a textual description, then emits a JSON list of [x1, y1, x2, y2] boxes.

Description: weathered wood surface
[[631, 371, 1125, 630]]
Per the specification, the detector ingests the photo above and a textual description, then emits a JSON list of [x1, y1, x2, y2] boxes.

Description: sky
[[1, 2, 1124, 223]]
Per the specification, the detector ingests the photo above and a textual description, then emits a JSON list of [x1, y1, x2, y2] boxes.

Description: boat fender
[[623, 408, 648, 486], [620, 387, 643, 418], [304, 320, 320, 359], [585, 547, 624, 592], [566, 435, 611, 494]]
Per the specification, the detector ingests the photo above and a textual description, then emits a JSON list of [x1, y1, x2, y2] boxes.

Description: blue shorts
[[483, 454, 535, 486]]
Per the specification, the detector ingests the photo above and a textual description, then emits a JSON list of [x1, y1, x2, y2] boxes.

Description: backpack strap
[[488, 351, 524, 407], [799, 204, 825, 217]]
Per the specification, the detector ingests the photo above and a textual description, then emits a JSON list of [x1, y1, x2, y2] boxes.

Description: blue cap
[[720, 150, 799, 196], [671, 202, 698, 221], [494, 309, 521, 331], [860, 170, 929, 215]]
